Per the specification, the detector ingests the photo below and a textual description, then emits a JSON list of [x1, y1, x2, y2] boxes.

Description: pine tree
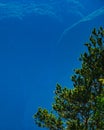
[[33, 27, 104, 130]]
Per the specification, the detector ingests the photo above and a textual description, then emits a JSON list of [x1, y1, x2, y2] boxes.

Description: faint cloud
[[57, 6, 104, 45], [0, 0, 84, 21], [0, 2, 58, 20], [66, 0, 85, 18]]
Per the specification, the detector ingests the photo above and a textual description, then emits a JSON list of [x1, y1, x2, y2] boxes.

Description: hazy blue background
[[0, 0, 104, 130]]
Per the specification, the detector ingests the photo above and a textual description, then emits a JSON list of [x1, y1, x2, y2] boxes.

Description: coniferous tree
[[33, 27, 104, 130]]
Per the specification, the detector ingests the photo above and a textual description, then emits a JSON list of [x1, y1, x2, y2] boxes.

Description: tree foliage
[[33, 27, 104, 130]]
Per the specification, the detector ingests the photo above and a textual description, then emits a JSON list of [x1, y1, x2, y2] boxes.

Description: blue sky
[[0, 0, 104, 130]]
